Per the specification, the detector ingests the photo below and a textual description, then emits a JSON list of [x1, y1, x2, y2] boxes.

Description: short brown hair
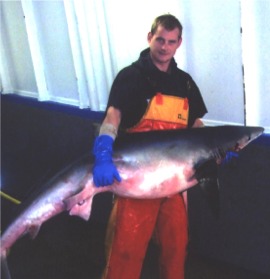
[[151, 14, 183, 39]]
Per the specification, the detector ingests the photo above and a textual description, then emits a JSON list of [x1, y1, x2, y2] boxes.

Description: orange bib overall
[[102, 94, 189, 279], [128, 92, 189, 132]]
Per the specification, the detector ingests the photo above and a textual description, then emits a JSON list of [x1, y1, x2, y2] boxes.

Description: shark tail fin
[[1, 253, 12, 279]]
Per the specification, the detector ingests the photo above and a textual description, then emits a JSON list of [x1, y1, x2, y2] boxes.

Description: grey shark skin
[[0, 125, 264, 258]]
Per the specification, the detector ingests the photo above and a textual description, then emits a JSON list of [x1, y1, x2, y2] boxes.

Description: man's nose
[[161, 41, 168, 49]]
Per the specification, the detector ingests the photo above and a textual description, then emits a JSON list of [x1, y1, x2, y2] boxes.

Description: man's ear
[[147, 32, 153, 43], [177, 37, 182, 48]]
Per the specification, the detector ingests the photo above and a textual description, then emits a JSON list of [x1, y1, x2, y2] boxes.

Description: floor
[[1, 212, 268, 279]]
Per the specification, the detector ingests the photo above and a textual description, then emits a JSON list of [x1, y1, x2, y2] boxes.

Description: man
[[93, 14, 207, 279]]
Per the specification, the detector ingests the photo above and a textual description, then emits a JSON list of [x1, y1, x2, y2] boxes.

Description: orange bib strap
[[127, 93, 189, 133]]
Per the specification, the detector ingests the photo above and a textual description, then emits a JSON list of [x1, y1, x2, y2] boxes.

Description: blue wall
[[188, 132, 270, 275]]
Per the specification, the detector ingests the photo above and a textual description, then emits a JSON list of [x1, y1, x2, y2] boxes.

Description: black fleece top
[[107, 48, 207, 130]]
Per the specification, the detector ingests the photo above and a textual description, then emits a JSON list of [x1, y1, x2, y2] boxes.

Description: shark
[[0, 125, 264, 263]]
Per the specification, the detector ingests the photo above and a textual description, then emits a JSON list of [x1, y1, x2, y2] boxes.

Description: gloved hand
[[92, 135, 121, 187], [222, 151, 239, 165]]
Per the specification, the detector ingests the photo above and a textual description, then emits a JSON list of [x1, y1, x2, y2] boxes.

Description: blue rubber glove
[[92, 135, 121, 187], [222, 151, 239, 165]]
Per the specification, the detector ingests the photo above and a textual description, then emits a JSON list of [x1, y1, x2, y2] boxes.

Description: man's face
[[148, 25, 182, 70]]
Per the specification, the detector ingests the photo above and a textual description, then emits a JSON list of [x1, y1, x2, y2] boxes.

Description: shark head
[[223, 125, 264, 152]]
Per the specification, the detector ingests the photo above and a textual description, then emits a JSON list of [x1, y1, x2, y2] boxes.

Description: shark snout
[[237, 126, 264, 150]]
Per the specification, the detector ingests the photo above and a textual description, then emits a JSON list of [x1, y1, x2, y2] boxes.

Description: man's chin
[[157, 54, 172, 63]]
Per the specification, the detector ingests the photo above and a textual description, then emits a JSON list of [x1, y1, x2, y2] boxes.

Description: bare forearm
[[99, 106, 122, 139], [192, 118, 204, 128]]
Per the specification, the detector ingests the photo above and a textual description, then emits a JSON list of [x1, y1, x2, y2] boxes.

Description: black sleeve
[[187, 76, 208, 127], [106, 66, 148, 129], [107, 68, 129, 109]]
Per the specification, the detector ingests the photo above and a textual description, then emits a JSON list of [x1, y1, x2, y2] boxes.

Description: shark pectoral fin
[[64, 193, 93, 221], [64, 180, 96, 220], [68, 197, 93, 221], [64, 194, 81, 211], [64, 179, 94, 209]]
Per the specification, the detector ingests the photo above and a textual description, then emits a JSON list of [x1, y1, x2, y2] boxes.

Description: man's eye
[[169, 41, 177, 45], [156, 38, 164, 43]]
